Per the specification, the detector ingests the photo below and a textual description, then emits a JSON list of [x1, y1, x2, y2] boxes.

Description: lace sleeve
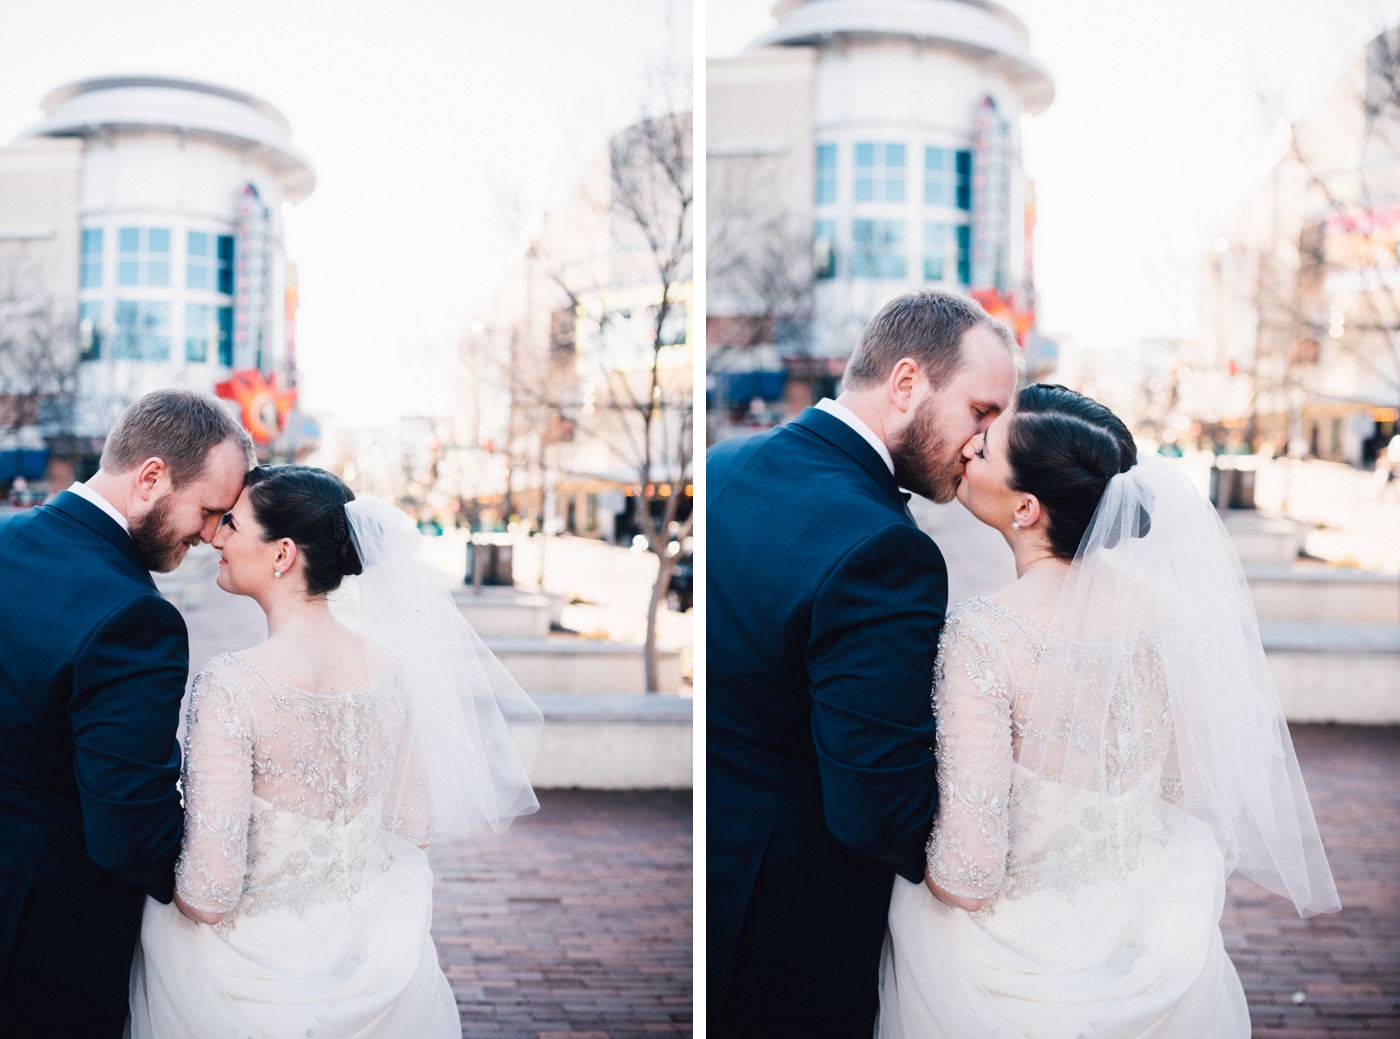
[[385, 713, 433, 846], [174, 659, 255, 913], [925, 605, 1015, 900]]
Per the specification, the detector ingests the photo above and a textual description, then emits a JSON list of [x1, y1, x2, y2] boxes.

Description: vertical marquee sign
[[233, 184, 270, 370], [970, 96, 1010, 294]]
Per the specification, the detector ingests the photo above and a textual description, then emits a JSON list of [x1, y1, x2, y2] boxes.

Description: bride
[[128, 465, 541, 1038], [878, 385, 1340, 1037]]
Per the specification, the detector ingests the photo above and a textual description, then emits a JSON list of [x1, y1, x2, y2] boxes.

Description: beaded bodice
[[925, 597, 1177, 914], [174, 652, 429, 929]]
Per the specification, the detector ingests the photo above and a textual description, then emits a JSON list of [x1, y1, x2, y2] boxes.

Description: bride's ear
[[273, 537, 299, 576], [1014, 496, 1042, 531]]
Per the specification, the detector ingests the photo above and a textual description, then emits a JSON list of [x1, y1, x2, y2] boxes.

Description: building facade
[[0, 75, 313, 485], [707, 0, 1053, 438], [1196, 30, 1400, 467], [457, 114, 694, 543]]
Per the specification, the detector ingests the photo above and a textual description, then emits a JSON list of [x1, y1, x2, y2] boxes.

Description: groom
[[708, 291, 1019, 1036], [0, 389, 252, 1036]]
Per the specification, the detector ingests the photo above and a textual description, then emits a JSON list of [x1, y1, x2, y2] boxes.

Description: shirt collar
[[815, 398, 895, 475], [67, 480, 131, 534]]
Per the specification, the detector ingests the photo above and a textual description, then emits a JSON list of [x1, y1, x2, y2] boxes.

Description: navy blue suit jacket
[[707, 408, 946, 1037], [0, 491, 186, 1037]]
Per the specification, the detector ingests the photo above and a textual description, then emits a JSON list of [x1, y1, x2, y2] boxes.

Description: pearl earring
[[1012, 521, 1020, 531], [274, 569, 282, 579]]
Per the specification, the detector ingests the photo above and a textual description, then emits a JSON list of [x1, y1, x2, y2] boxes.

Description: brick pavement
[[1221, 724, 1400, 1036], [429, 790, 692, 1039]]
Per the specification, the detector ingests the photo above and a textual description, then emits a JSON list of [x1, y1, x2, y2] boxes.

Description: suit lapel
[[791, 407, 913, 517], [46, 491, 155, 587]]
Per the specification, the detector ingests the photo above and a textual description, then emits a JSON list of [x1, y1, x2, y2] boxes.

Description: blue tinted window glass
[[814, 218, 838, 279], [79, 301, 102, 361], [186, 303, 209, 362], [118, 261, 140, 286], [815, 143, 837, 206], [852, 219, 906, 279], [217, 237, 235, 294], [217, 307, 233, 366], [188, 231, 210, 257], [854, 141, 905, 204], [956, 225, 971, 285], [144, 301, 170, 360], [81, 228, 103, 289], [956, 151, 972, 210], [119, 227, 140, 253], [923, 221, 950, 281], [148, 261, 169, 287], [148, 228, 170, 253]]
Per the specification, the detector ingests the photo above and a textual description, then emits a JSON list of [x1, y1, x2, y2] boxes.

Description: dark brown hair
[[1005, 384, 1141, 560], [842, 290, 1017, 391], [101, 389, 254, 486], [244, 465, 362, 596]]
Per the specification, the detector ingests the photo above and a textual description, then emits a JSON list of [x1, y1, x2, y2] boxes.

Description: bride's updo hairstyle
[[243, 465, 363, 595], [1005, 384, 1140, 561]]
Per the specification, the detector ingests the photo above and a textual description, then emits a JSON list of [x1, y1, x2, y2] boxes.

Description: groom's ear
[[887, 357, 922, 414], [134, 457, 169, 502]]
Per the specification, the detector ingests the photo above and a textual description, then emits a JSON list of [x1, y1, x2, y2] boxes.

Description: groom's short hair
[[101, 389, 255, 487], [843, 291, 1016, 390]]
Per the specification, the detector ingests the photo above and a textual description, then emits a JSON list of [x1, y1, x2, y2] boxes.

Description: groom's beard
[[130, 496, 199, 573], [889, 395, 963, 504]]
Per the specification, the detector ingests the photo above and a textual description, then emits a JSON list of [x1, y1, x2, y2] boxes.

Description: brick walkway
[[429, 790, 693, 1038], [1221, 724, 1400, 1036]]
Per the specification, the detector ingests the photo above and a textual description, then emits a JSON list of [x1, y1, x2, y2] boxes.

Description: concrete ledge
[[487, 638, 681, 694], [1223, 512, 1309, 565], [514, 693, 692, 790], [1262, 623, 1400, 724], [1246, 565, 1400, 625], [451, 586, 554, 639]]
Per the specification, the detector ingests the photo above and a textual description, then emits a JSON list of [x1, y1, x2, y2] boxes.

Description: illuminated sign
[[971, 96, 1010, 293], [215, 368, 296, 444], [233, 184, 270, 370]]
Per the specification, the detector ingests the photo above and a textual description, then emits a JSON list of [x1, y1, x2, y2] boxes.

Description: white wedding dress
[[128, 652, 460, 1039], [878, 598, 1250, 1038]]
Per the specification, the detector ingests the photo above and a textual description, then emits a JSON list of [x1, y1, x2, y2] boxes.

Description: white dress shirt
[[67, 481, 131, 534], [815, 398, 895, 475]]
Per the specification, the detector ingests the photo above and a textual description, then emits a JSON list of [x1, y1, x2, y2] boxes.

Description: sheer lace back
[[175, 652, 429, 926], [926, 597, 1177, 910]]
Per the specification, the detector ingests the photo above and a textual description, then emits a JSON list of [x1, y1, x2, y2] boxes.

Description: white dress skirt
[[128, 802, 459, 1039], [878, 790, 1250, 1038]]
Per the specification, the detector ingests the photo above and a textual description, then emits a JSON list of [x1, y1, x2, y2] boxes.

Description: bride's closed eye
[[220, 513, 235, 530]]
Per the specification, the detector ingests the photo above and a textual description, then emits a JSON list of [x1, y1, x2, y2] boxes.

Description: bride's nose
[[962, 435, 982, 460]]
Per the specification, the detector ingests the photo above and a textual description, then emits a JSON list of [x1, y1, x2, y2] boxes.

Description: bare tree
[[554, 106, 694, 692], [706, 154, 814, 440], [0, 242, 78, 445]]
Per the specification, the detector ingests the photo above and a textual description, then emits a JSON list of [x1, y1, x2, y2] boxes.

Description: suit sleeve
[[807, 521, 946, 883], [69, 593, 188, 902]]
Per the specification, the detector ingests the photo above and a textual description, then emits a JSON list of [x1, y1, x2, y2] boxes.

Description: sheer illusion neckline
[[960, 595, 1163, 646], [224, 651, 384, 699]]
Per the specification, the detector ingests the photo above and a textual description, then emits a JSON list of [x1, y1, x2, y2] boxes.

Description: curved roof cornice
[[754, 0, 1054, 113], [18, 75, 315, 202]]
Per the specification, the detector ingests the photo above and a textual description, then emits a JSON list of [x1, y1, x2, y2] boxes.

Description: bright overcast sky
[[0, 0, 692, 426], [707, 0, 1400, 363]]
